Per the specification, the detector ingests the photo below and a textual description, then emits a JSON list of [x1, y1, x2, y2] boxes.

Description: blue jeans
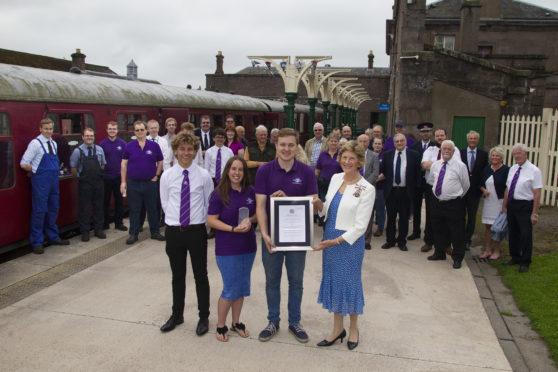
[[261, 239, 306, 326], [374, 189, 386, 230], [127, 179, 159, 235]]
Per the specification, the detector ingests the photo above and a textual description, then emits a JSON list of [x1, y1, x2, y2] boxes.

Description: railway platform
[[0, 220, 511, 371]]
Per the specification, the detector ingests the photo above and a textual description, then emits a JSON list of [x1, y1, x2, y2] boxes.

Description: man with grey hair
[[371, 125, 384, 139], [383, 120, 415, 152], [427, 140, 470, 269], [304, 122, 327, 168], [270, 128, 280, 145], [459, 130, 488, 250], [244, 125, 276, 184], [235, 125, 249, 147]]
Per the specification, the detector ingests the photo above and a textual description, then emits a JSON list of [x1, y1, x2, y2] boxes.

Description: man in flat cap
[[408, 122, 435, 240], [383, 120, 415, 152]]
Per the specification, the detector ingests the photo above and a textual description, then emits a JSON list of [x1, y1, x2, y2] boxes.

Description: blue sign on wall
[[379, 103, 390, 112]]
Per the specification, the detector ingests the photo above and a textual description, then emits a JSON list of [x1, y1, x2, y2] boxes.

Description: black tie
[[88, 147, 92, 157], [204, 134, 208, 149], [395, 152, 402, 185], [47, 141, 54, 154]]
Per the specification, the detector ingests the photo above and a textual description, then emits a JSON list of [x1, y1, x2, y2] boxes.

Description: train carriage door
[[452, 116, 485, 149], [0, 112, 19, 248]]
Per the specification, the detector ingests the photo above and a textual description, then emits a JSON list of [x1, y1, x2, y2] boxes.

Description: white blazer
[[319, 172, 375, 245]]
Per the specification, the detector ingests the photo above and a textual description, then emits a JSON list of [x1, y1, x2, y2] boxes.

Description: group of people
[[20, 114, 542, 350]]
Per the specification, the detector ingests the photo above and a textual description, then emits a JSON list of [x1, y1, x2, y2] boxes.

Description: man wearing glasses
[[194, 115, 214, 157], [120, 121, 164, 244], [304, 122, 327, 169]]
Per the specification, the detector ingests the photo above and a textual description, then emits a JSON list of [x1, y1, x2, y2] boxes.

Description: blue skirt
[[216, 252, 256, 301]]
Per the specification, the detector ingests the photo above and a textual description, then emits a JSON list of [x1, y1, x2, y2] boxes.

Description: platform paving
[[0, 222, 511, 371]]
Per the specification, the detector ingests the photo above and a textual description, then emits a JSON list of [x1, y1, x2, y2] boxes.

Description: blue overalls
[[30, 139, 60, 247]]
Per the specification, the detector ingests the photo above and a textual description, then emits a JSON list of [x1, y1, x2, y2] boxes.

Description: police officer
[[20, 118, 70, 254], [70, 127, 107, 242]]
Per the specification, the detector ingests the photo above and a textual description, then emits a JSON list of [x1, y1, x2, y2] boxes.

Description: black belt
[[166, 224, 205, 232], [437, 197, 462, 203], [392, 186, 406, 189]]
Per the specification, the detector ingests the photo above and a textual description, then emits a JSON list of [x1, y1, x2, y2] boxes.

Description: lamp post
[[301, 68, 349, 129], [247, 55, 331, 128]]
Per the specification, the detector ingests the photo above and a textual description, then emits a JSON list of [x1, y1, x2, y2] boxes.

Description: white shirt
[[422, 146, 461, 185], [147, 135, 171, 171], [506, 160, 543, 200], [160, 162, 214, 226], [392, 149, 407, 187], [20, 134, 58, 173], [204, 145, 234, 179], [429, 157, 470, 200]]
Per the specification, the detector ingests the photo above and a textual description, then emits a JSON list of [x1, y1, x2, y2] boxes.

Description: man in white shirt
[[420, 128, 460, 253], [204, 129, 234, 186], [159, 132, 214, 335], [427, 140, 470, 269], [147, 120, 172, 171], [501, 143, 542, 273], [162, 117, 178, 167]]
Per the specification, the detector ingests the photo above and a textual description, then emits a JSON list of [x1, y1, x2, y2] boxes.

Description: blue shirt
[[20, 134, 58, 173], [70, 144, 106, 177], [99, 137, 127, 179]]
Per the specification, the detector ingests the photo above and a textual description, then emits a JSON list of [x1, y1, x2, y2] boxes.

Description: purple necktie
[[423, 143, 427, 151], [215, 148, 222, 184], [508, 166, 521, 200], [180, 169, 190, 227], [435, 162, 447, 197]]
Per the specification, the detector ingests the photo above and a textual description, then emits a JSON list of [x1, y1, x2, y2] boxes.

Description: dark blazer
[[410, 140, 435, 188], [381, 148, 421, 201], [460, 147, 488, 197], [480, 164, 510, 199], [194, 128, 214, 151]]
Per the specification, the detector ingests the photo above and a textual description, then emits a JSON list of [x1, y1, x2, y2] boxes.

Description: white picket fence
[[499, 108, 558, 206]]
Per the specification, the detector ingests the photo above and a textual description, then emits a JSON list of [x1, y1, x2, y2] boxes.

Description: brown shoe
[[446, 246, 453, 256], [420, 244, 432, 252], [373, 229, 383, 237]]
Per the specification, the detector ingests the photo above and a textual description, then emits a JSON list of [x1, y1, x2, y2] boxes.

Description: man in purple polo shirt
[[255, 128, 318, 344], [120, 121, 165, 244], [100, 121, 128, 231]]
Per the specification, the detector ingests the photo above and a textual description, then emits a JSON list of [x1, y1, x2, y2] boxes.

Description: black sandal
[[216, 325, 228, 342], [231, 322, 249, 338]]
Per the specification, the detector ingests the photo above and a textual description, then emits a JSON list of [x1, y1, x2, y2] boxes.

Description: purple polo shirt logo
[[292, 177, 302, 185], [146, 150, 153, 155], [246, 198, 254, 205], [117, 146, 122, 151]]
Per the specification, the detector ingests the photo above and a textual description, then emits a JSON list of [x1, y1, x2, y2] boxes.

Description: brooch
[[353, 184, 366, 198]]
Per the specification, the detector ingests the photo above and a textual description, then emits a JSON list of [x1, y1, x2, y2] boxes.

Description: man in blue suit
[[380, 134, 421, 251]]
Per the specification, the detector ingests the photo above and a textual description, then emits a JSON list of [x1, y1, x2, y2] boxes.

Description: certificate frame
[[270, 196, 313, 251]]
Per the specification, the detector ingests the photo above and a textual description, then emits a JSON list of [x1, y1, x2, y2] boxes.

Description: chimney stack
[[368, 50, 374, 69], [459, 0, 482, 53], [215, 51, 224, 75], [71, 48, 86, 71], [127, 59, 138, 80]]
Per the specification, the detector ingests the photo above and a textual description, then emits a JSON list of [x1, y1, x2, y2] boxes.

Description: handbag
[[490, 212, 508, 242]]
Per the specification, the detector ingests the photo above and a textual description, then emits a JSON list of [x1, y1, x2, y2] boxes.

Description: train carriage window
[[213, 114, 223, 128], [0, 140, 15, 189], [234, 115, 243, 126], [0, 113, 12, 137], [189, 114, 199, 126], [117, 113, 149, 132], [46, 113, 59, 133]]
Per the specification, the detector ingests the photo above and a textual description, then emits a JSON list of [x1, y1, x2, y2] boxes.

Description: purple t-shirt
[[254, 158, 318, 230], [208, 187, 257, 256], [99, 137, 127, 179], [316, 150, 342, 181], [122, 140, 163, 180], [228, 141, 244, 155]]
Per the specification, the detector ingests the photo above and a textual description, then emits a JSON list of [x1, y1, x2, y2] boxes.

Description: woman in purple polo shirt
[[225, 124, 245, 157], [207, 156, 257, 342], [315, 133, 342, 202]]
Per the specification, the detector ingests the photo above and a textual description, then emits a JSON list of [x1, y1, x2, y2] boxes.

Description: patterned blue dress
[[318, 192, 365, 316]]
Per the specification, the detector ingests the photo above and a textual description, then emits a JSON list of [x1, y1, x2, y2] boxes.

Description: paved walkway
[[0, 223, 511, 371]]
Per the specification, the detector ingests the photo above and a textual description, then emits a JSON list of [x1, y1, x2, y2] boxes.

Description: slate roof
[[0, 48, 116, 74], [426, 0, 558, 20]]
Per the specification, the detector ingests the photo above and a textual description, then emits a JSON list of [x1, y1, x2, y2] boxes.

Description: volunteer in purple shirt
[[255, 128, 318, 344], [315, 133, 342, 202], [99, 121, 128, 231], [120, 121, 164, 244], [383, 120, 415, 152], [207, 156, 257, 342]]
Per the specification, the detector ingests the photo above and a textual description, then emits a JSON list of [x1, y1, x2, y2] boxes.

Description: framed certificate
[[270, 196, 313, 251]]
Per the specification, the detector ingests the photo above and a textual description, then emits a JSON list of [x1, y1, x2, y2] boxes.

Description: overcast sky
[[1, 0, 556, 90]]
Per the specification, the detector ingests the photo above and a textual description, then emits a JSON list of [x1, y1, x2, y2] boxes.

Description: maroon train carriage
[[0, 63, 283, 253]]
